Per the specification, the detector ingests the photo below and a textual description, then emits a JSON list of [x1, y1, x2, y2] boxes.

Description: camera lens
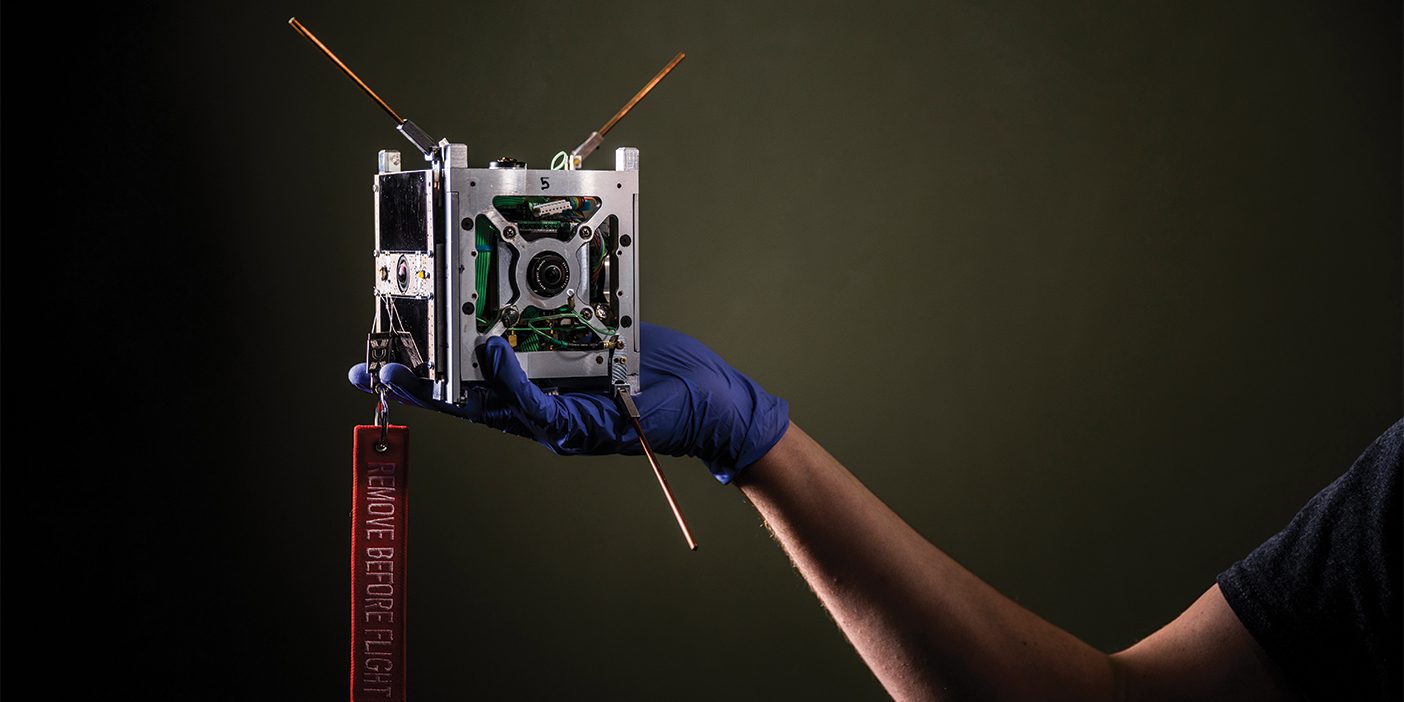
[[527, 252, 570, 297]]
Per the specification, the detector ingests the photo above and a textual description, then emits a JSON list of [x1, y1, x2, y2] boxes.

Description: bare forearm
[[735, 422, 1117, 701]]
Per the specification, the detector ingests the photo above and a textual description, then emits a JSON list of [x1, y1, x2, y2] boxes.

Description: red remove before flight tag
[[352, 425, 409, 701]]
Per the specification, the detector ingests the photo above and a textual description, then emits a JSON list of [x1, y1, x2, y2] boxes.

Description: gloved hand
[[348, 322, 790, 483]]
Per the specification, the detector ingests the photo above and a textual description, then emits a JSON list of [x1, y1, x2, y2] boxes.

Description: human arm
[[736, 422, 1297, 702], [350, 323, 1297, 701]]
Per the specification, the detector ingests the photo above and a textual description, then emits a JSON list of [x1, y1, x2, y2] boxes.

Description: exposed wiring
[[504, 307, 616, 351], [591, 238, 607, 278], [514, 320, 569, 348], [524, 309, 616, 338]]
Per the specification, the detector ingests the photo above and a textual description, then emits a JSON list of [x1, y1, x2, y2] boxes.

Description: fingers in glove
[[550, 392, 634, 455], [377, 363, 434, 403], [477, 337, 560, 430], [371, 363, 469, 420], [349, 363, 375, 393], [460, 384, 536, 437], [349, 362, 429, 406], [352, 356, 542, 442]]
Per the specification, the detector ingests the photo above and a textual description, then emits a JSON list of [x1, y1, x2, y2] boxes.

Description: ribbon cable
[[352, 424, 410, 701]]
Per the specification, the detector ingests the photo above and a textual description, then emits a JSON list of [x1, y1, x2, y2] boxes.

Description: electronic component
[[530, 199, 573, 217]]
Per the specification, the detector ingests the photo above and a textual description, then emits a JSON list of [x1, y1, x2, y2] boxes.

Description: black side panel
[[377, 171, 430, 252]]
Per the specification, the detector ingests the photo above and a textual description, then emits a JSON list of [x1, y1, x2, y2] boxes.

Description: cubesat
[[290, 18, 696, 548], [370, 145, 642, 401]]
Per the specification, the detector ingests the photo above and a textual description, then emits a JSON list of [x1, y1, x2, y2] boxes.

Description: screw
[[579, 226, 593, 240], [504, 226, 517, 240]]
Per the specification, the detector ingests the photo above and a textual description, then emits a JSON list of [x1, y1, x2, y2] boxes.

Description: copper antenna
[[600, 51, 686, 136], [616, 387, 697, 550], [288, 17, 437, 157], [570, 52, 687, 165]]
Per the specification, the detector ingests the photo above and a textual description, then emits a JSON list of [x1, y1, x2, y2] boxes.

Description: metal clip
[[373, 385, 390, 453]]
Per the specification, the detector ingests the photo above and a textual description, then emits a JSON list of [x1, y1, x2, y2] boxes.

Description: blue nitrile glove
[[348, 322, 790, 483]]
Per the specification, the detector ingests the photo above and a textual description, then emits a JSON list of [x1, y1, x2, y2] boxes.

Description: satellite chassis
[[371, 145, 642, 404]]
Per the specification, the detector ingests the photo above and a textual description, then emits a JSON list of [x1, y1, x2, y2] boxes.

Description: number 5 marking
[[540, 177, 550, 190]]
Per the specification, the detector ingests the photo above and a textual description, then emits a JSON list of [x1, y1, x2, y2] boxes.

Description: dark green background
[[8, 1, 1399, 699]]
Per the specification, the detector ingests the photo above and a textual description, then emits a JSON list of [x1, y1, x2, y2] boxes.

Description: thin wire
[[386, 295, 406, 334]]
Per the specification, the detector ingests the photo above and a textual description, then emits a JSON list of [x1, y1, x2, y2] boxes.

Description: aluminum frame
[[374, 145, 642, 405]]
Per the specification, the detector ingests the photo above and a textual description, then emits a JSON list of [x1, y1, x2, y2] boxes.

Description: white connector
[[530, 199, 573, 216]]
